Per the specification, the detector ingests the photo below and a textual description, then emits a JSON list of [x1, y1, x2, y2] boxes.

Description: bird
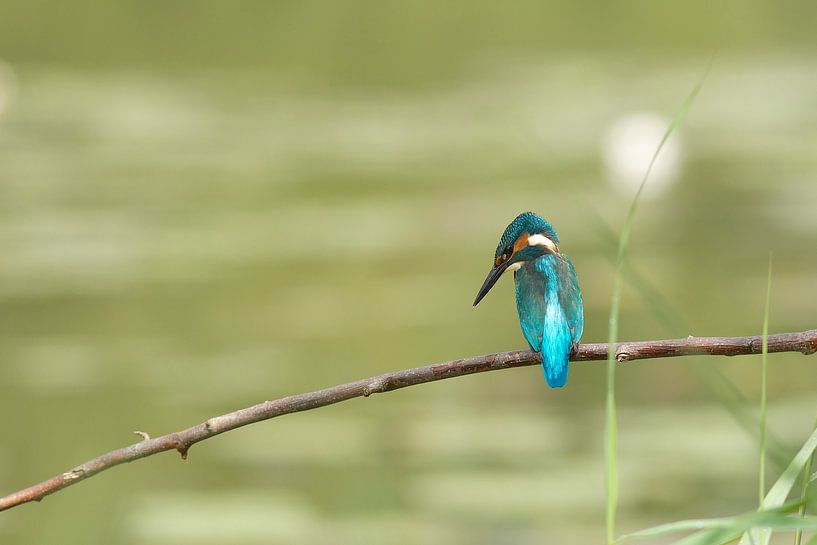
[[473, 212, 583, 388]]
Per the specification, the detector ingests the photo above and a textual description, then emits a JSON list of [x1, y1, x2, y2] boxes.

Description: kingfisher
[[473, 212, 583, 388]]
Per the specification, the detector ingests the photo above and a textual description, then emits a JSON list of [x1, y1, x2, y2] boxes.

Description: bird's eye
[[495, 249, 513, 267]]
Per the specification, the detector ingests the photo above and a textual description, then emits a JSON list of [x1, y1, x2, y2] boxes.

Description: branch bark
[[1, 329, 816, 513]]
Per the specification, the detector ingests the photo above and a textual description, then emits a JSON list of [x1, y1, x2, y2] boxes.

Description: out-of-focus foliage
[[0, 2, 816, 545]]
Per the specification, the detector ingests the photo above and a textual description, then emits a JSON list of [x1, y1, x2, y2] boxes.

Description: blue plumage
[[515, 253, 583, 386], [474, 212, 583, 388]]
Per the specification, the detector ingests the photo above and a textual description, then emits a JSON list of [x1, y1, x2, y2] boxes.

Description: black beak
[[473, 262, 510, 306]]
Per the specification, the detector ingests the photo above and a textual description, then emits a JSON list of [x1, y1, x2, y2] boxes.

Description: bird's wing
[[513, 263, 546, 353], [531, 254, 573, 387], [555, 254, 584, 346]]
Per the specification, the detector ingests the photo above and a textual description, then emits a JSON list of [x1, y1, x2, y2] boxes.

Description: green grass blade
[[794, 416, 817, 545], [740, 426, 817, 545], [759, 254, 773, 505], [594, 217, 791, 469], [618, 510, 817, 543], [604, 57, 713, 545], [605, 369, 618, 545], [620, 515, 754, 539], [674, 528, 739, 545], [754, 478, 815, 541], [673, 515, 817, 545], [741, 256, 775, 545], [620, 383, 817, 545]]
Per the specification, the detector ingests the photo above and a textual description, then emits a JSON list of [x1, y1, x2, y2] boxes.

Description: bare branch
[[1, 329, 815, 513]]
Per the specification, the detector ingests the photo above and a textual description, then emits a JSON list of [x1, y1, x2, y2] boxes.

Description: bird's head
[[473, 212, 560, 306]]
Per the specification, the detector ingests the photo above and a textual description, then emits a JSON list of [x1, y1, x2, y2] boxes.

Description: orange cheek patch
[[513, 231, 530, 254]]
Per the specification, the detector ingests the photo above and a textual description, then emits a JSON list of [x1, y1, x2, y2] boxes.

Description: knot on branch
[[616, 350, 632, 363], [62, 468, 85, 481], [163, 434, 190, 460], [362, 379, 385, 397]]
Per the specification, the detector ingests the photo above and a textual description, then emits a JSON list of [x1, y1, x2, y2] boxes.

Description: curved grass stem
[[604, 56, 713, 544]]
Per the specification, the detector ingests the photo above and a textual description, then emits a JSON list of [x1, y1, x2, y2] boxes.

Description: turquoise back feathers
[[515, 253, 583, 387], [474, 212, 583, 388]]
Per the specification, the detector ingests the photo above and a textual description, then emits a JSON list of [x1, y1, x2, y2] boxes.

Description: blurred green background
[[1, 2, 816, 544]]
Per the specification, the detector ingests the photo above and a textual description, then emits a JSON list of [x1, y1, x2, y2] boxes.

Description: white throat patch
[[527, 234, 557, 252], [504, 262, 523, 274]]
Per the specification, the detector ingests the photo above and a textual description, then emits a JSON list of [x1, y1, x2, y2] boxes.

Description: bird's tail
[[542, 355, 569, 387], [541, 317, 572, 388]]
